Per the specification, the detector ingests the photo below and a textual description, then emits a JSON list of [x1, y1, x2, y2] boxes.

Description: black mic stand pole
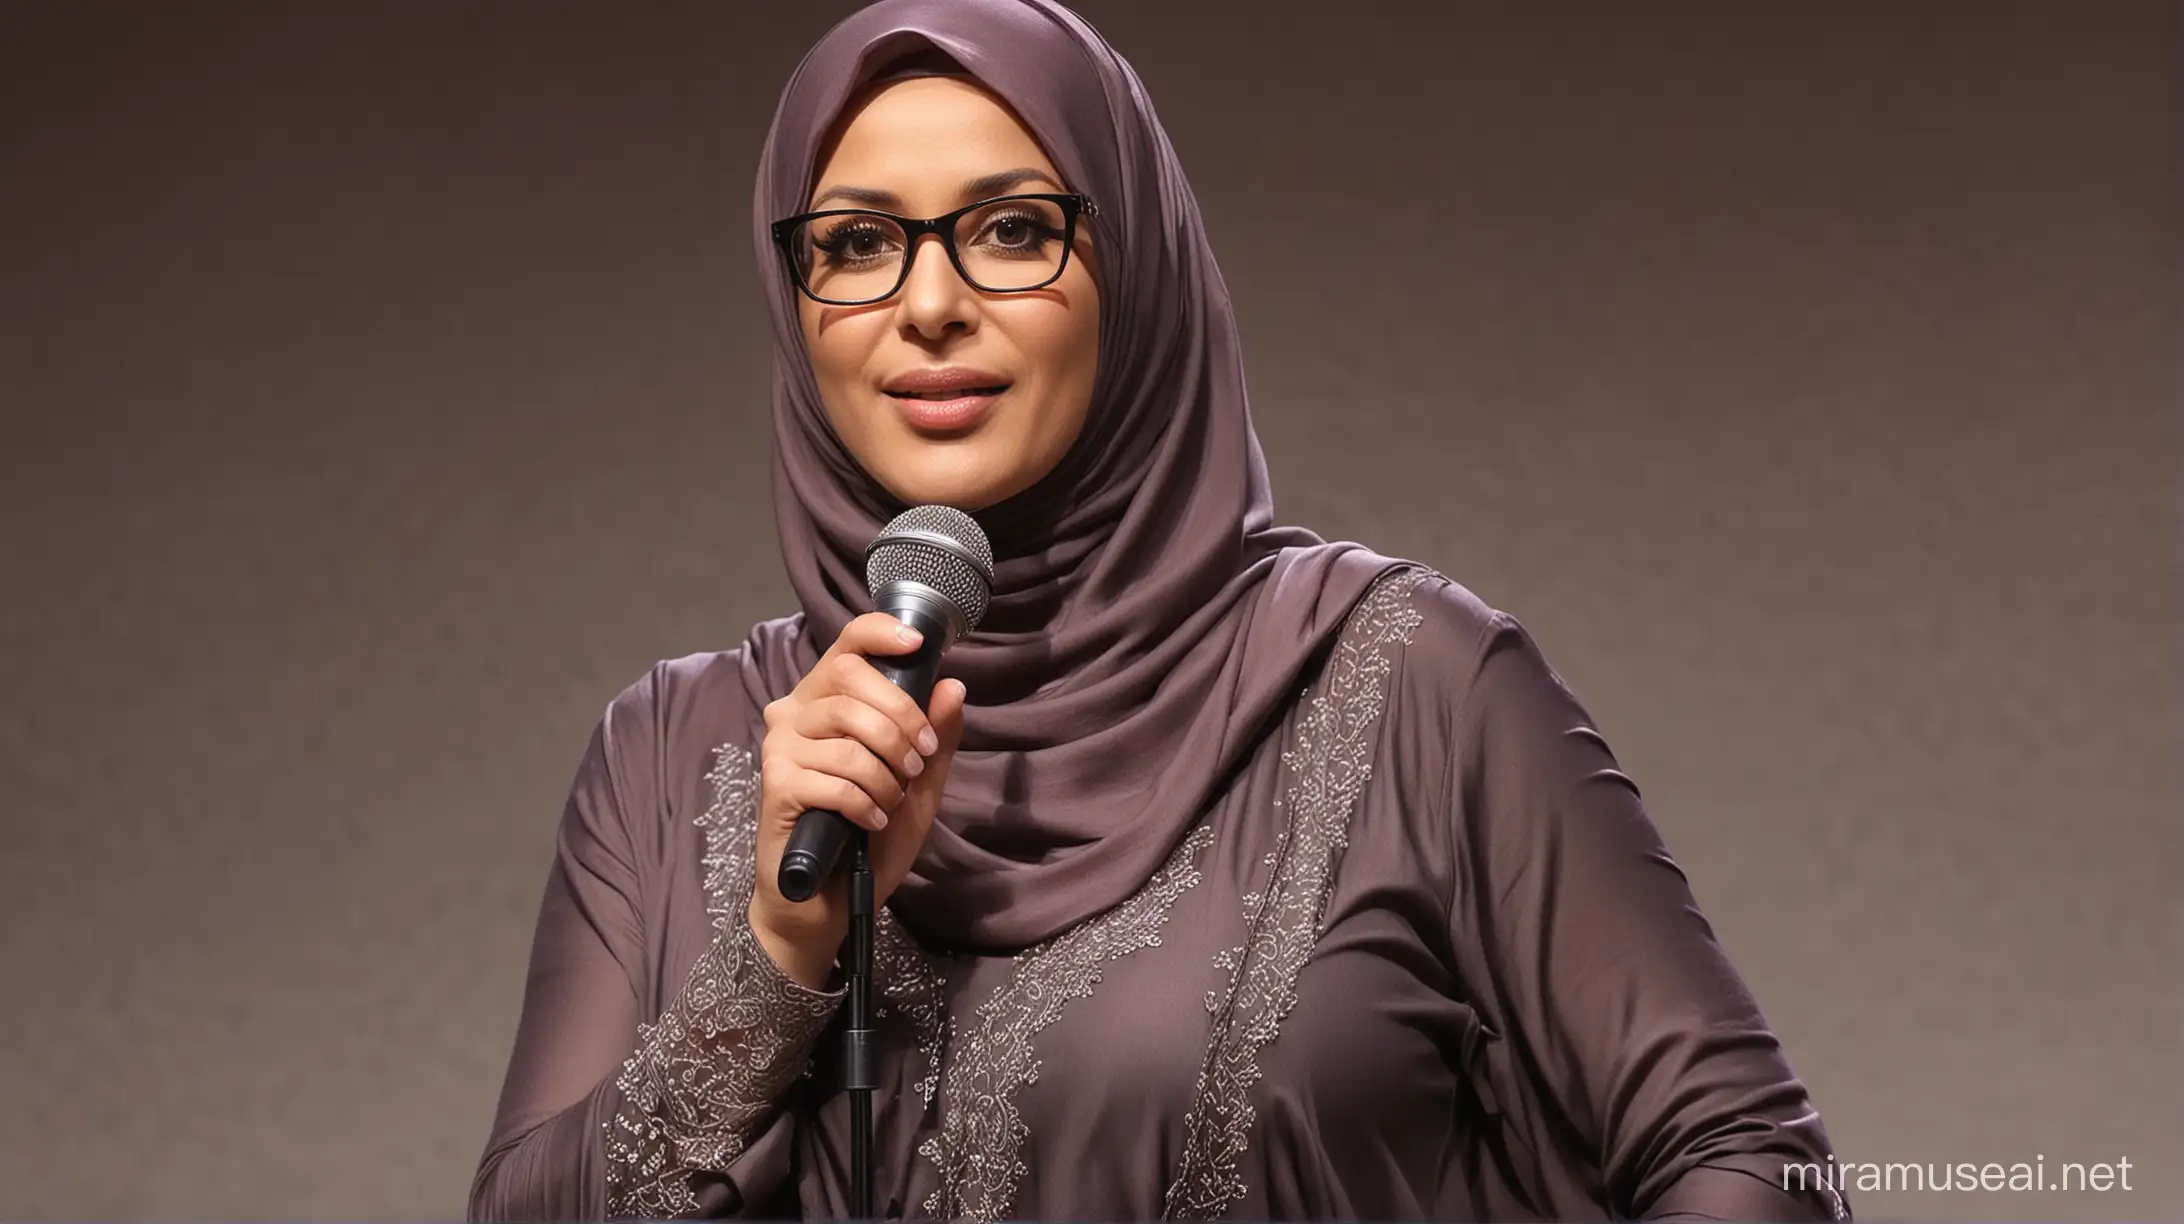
[[846, 827, 876, 1219]]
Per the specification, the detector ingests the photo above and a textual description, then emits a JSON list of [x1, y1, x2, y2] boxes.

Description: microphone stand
[[846, 828, 876, 1220]]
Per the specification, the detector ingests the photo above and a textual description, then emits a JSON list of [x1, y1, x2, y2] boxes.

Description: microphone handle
[[775, 600, 951, 902]]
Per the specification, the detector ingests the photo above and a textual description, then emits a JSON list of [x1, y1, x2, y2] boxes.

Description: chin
[[874, 467, 1017, 514], [863, 433, 1031, 513]]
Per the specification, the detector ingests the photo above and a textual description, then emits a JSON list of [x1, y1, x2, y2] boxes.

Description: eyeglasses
[[770, 192, 1098, 306]]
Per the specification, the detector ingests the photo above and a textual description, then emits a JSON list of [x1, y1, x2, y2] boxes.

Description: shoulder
[[1369, 565, 1523, 705], [1365, 566, 1592, 755], [592, 615, 804, 783], [601, 648, 750, 737], [566, 618, 804, 858], [1361, 569, 1649, 885]]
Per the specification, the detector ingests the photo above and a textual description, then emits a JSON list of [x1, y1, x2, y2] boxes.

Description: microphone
[[775, 504, 995, 902]]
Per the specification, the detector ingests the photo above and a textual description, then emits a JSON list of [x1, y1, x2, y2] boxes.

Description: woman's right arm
[[469, 617, 964, 1220], [466, 690, 847, 1222]]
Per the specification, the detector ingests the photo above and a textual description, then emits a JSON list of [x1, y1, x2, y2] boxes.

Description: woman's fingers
[[813, 616, 941, 750], [825, 654, 940, 756], [783, 735, 906, 826], [933, 677, 967, 749], [871, 679, 967, 902], [784, 767, 890, 831], [818, 611, 929, 663], [795, 693, 928, 779], [912, 678, 967, 792]]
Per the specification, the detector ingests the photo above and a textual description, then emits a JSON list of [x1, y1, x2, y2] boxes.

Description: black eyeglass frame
[[769, 192, 1100, 306]]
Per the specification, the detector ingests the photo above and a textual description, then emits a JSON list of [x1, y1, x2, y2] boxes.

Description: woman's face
[[796, 75, 1101, 512]]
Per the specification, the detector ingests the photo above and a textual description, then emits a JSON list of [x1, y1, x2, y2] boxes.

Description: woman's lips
[[887, 385, 1008, 431]]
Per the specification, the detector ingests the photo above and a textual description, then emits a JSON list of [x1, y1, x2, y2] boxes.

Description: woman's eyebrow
[[808, 167, 1065, 211]]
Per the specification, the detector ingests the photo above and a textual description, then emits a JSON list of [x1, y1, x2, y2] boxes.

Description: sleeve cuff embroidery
[[601, 917, 845, 1218]]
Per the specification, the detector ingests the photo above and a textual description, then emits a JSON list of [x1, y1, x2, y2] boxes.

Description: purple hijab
[[737, 0, 1399, 952]]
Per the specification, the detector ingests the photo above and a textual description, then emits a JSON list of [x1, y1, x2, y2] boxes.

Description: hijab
[[738, 0, 1401, 952]]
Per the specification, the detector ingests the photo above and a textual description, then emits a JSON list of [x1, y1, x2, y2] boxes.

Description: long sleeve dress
[[468, 566, 1849, 1222]]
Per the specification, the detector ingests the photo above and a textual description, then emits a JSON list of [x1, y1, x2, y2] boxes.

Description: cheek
[[1062, 271, 1102, 390], [1057, 309, 1101, 423], [1018, 302, 1100, 407], [802, 310, 875, 400]]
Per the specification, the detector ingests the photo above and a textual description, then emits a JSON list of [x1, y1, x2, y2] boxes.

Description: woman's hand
[[747, 612, 967, 990]]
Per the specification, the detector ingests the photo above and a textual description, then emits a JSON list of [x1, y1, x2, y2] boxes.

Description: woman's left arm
[[1445, 612, 1848, 1222]]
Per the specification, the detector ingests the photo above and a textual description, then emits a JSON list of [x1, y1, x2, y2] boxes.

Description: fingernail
[[895, 623, 923, 645], [916, 727, 939, 755], [902, 750, 924, 777], [871, 811, 888, 830]]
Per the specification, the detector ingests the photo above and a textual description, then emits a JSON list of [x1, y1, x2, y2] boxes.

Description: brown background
[[0, 2, 2175, 1219]]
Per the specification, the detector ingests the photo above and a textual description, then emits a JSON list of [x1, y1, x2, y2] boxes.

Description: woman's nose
[[894, 234, 977, 338]]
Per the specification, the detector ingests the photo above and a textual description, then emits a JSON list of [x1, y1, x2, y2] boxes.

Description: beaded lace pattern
[[1161, 566, 1427, 1219], [914, 823, 1217, 1222]]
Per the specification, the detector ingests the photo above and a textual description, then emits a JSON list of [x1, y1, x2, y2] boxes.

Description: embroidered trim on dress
[[600, 743, 845, 1218], [918, 823, 1218, 1224], [1162, 566, 1428, 1219], [875, 908, 950, 1107]]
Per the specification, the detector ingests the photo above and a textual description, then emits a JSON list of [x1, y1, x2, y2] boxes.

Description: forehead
[[811, 76, 1060, 209]]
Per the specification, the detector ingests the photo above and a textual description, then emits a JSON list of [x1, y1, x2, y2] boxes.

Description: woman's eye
[[817, 223, 897, 262], [976, 212, 1057, 255]]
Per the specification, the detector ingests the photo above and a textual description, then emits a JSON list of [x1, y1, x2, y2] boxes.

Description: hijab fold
[[741, 0, 1399, 952]]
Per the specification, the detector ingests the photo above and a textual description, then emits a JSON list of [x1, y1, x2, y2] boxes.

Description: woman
[[468, 1, 1848, 1220]]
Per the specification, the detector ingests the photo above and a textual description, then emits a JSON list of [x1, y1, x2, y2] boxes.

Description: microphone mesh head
[[864, 505, 997, 631]]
